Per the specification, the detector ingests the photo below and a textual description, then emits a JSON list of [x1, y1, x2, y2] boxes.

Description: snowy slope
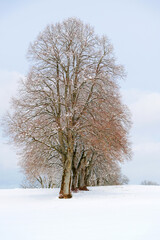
[[0, 186, 160, 240]]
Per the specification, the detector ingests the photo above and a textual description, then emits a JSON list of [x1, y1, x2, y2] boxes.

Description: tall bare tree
[[4, 18, 131, 198]]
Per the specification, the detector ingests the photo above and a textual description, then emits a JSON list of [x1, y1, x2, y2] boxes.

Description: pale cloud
[[121, 88, 147, 104], [134, 142, 160, 155], [0, 142, 18, 169], [0, 70, 24, 115], [131, 92, 160, 126], [121, 88, 160, 184], [122, 89, 160, 126], [0, 70, 23, 172], [122, 140, 160, 184]]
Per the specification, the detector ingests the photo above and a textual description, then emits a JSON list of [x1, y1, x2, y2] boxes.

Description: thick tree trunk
[[84, 167, 90, 187], [72, 168, 79, 192], [59, 158, 72, 198], [59, 140, 73, 198], [79, 168, 89, 191], [72, 147, 85, 192]]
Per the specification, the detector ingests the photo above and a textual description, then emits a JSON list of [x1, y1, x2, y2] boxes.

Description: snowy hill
[[1, 186, 160, 240]]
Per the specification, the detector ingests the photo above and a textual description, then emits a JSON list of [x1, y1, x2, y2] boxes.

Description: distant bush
[[141, 180, 159, 186]]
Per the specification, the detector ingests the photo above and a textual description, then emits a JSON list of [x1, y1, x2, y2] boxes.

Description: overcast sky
[[0, 0, 160, 188]]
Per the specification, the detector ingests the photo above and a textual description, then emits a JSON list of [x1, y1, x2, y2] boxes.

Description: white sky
[[0, 0, 160, 187]]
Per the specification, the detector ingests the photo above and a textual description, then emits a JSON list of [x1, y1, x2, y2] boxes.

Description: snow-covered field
[[1, 186, 160, 240]]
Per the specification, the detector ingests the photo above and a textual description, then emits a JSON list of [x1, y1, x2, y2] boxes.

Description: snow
[[0, 185, 160, 240]]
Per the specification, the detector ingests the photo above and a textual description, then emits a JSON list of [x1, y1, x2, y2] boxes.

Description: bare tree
[[141, 180, 159, 186], [19, 142, 62, 188], [4, 18, 131, 198], [88, 159, 129, 186]]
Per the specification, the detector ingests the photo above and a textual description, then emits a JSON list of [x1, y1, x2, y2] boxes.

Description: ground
[[0, 185, 160, 240]]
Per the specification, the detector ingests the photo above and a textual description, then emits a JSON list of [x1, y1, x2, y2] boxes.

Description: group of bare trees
[[4, 18, 131, 198]]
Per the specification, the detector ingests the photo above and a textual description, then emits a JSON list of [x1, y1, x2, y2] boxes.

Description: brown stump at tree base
[[71, 187, 79, 193], [79, 186, 89, 191], [59, 193, 72, 199]]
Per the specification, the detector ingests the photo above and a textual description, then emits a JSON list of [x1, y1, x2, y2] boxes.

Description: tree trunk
[[59, 144, 73, 198], [84, 167, 90, 187], [59, 160, 72, 198], [97, 177, 100, 186], [79, 168, 89, 191], [72, 168, 79, 192]]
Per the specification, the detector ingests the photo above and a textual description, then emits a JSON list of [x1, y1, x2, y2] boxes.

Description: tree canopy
[[4, 18, 131, 198]]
